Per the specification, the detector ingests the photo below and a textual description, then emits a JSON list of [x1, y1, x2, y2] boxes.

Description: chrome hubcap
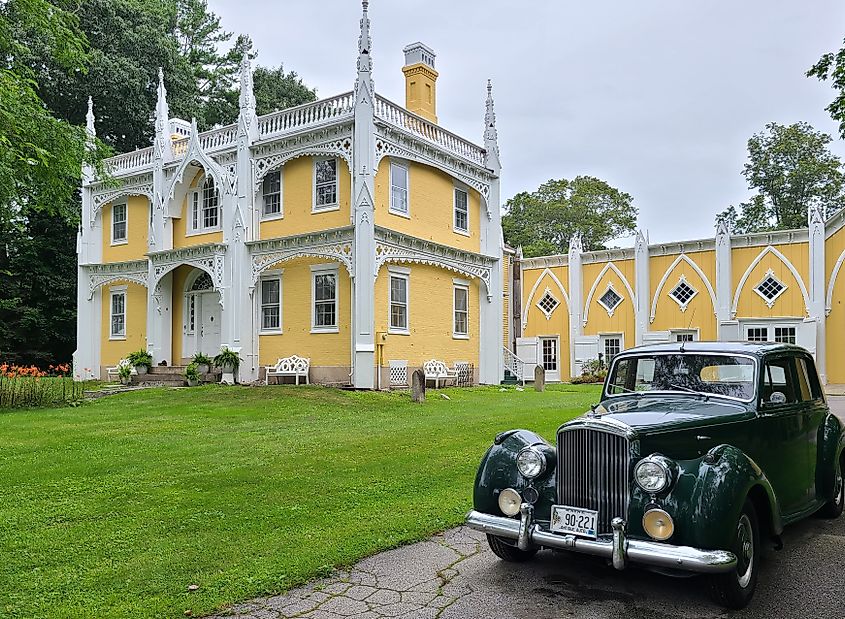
[[736, 514, 754, 588]]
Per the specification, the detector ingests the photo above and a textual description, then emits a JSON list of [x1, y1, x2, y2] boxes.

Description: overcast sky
[[211, 0, 845, 245]]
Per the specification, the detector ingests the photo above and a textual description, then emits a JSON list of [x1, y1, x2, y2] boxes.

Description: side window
[[797, 356, 823, 401], [761, 357, 797, 405]]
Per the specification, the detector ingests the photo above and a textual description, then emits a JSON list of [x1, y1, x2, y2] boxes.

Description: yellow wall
[[521, 265, 571, 379], [173, 171, 224, 248], [101, 196, 149, 262], [100, 282, 147, 367], [259, 157, 352, 240], [649, 251, 718, 340], [732, 243, 808, 318], [374, 158, 481, 253], [582, 260, 636, 343], [374, 263, 479, 367], [826, 228, 845, 383], [258, 258, 351, 366]]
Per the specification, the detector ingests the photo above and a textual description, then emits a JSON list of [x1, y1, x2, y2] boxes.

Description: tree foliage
[[718, 122, 844, 234], [808, 38, 845, 140], [502, 176, 638, 257]]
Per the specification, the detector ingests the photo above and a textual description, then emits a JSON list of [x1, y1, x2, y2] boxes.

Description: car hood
[[571, 395, 753, 435]]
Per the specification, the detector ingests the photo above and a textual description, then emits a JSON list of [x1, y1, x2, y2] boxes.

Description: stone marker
[[534, 365, 546, 392], [411, 368, 426, 403]]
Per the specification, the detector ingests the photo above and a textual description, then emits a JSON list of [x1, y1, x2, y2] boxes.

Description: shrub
[[127, 349, 153, 368], [191, 352, 212, 367], [185, 363, 200, 383], [213, 347, 241, 371], [571, 373, 605, 384]]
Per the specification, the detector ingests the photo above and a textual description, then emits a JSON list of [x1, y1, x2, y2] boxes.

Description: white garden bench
[[423, 359, 457, 388], [265, 355, 310, 385], [106, 358, 134, 382]]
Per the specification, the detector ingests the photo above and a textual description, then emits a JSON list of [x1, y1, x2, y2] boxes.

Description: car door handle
[[696, 435, 711, 441]]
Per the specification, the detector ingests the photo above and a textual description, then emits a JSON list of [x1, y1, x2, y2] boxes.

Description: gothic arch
[[650, 254, 717, 323], [522, 267, 571, 328], [731, 245, 809, 317], [583, 262, 636, 325]]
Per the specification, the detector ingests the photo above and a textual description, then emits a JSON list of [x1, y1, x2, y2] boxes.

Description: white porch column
[[809, 204, 827, 382], [147, 271, 172, 364], [634, 230, 649, 346], [351, 1, 377, 389], [715, 219, 734, 340], [478, 80, 504, 385], [74, 98, 102, 380], [568, 235, 584, 379]]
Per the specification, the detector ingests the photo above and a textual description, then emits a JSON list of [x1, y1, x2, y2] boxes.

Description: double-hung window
[[110, 288, 126, 339], [111, 202, 127, 244], [389, 162, 409, 216], [454, 187, 469, 234], [312, 265, 338, 332], [262, 170, 282, 218], [314, 158, 338, 211], [260, 272, 282, 333], [191, 176, 220, 232], [453, 282, 469, 338], [388, 267, 409, 333]]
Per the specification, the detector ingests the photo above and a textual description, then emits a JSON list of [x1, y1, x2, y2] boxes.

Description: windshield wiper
[[608, 384, 644, 397], [668, 383, 710, 400]]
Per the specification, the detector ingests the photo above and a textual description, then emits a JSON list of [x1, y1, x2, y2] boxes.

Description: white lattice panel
[[389, 360, 408, 386]]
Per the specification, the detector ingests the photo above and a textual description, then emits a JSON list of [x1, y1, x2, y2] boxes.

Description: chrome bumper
[[466, 504, 737, 575]]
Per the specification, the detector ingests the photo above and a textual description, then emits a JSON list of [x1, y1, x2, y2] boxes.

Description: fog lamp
[[642, 508, 674, 541], [498, 487, 522, 516]]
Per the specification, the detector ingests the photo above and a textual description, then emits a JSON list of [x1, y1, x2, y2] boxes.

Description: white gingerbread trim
[[825, 248, 845, 315], [583, 262, 635, 325], [521, 267, 571, 328], [649, 254, 717, 322], [84, 260, 149, 300], [248, 227, 355, 286], [89, 174, 154, 227], [731, 245, 809, 317]]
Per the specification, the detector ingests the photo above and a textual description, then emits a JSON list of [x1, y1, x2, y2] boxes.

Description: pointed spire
[[483, 79, 500, 171], [808, 202, 825, 226], [569, 233, 583, 254], [154, 67, 171, 160], [356, 0, 373, 87], [239, 52, 255, 114], [85, 96, 96, 139]]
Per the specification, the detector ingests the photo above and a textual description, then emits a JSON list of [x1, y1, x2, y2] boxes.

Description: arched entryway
[[183, 270, 221, 358]]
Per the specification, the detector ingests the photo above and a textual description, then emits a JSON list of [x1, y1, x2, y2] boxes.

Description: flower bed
[[0, 363, 83, 408]]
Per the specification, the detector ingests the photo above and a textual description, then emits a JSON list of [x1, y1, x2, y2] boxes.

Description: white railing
[[503, 346, 525, 385], [259, 91, 355, 138], [374, 95, 487, 167], [200, 124, 238, 152], [103, 147, 154, 175]]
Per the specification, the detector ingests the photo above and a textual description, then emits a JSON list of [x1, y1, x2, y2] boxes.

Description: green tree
[[808, 39, 845, 140], [502, 176, 638, 257], [718, 122, 844, 233]]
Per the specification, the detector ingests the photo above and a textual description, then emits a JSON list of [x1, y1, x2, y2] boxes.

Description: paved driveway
[[214, 397, 845, 619]]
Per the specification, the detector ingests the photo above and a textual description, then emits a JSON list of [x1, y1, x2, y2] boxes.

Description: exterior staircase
[[131, 365, 220, 386], [502, 346, 526, 386]]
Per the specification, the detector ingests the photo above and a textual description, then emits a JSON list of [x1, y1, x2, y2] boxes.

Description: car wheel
[[819, 458, 844, 519], [709, 498, 759, 609], [486, 534, 538, 562]]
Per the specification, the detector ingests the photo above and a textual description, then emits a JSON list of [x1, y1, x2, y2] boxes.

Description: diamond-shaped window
[[669, 279, 697, 311], [598, 287, 623, 315], [754, 273, 786, 307], [537, 289, 560, 319]]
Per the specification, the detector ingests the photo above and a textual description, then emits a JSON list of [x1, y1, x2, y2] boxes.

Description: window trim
[[313, 157, 340, 213], [187, 175, 222, 236], [109, 286, 127, 340], [452, 278, 470, 339], [387, 266, 410, 335], [536, 287, 561, 320], [667, 275, 698, 312], [453, 186, 470, 235], [389, 161, 410, 218], [311, 264, 339, 333], [259, 269, 284, 334], [743, 321, 799, 344], [670, 329, 699, 342], [753, 269, 788, 308], [600, 333, 624, 366], [261, 169, 284, 221], [111, 201, 128, 246], [597, 283, 624, 317]]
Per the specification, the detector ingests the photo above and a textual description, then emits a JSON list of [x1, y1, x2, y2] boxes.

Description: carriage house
[[74, 2, 507, 388]]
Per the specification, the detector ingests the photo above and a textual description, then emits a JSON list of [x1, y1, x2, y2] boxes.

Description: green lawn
[[0, 384, 600, 618]]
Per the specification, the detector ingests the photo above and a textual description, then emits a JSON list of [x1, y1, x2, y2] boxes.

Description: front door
[[198, 293, 221, 357], [540, 337, 560, 382]]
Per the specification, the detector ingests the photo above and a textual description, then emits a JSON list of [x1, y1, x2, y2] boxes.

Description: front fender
[[472, 429, 556, 521], [628, 444, 782, 550]]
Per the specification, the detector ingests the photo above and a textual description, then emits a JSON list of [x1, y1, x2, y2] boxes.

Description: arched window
[[190, 272, 214, 291], [190, 175, 219, 232]]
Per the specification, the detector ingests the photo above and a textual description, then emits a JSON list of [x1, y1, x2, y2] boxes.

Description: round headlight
[[643, 508, 675, 540], [498, 487, 522, 516], [516, 446, 546, 479], [635, 458, 670, 494]]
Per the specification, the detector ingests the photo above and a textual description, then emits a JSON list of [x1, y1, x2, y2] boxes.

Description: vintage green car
[[466, 342, 845, 608]]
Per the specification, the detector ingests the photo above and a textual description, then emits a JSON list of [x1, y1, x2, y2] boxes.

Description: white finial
[[239, 52, 255, 112], [85, 96, 95, 138], [484, 79, 497, 143], [357, 0, 372, 74]]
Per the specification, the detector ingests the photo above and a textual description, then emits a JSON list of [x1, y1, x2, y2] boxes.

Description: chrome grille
[[557, 427, 631, 535]]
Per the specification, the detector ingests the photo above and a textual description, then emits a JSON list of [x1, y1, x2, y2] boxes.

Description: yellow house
[[75, 3, 505, 388], [515, 208, 845, 386]]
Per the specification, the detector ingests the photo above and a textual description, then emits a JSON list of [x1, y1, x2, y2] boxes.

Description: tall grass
[[0, 363, 84, 408]]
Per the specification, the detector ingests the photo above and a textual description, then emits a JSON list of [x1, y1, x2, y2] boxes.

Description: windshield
[[605, 354, 756, 402]]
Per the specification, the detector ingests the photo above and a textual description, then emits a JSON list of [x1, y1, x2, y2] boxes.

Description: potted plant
[[117, 362, 132, 386], [127, 349, 153, 375], [184, 363, 201, 387], [191, 352, 212, 376], [213, 347, 241, 374]]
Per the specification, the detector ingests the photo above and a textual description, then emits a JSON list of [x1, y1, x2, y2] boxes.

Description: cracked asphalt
[[211, 398, 845, 619]]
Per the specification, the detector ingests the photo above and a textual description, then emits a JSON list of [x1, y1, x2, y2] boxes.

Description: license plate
[[550, 505, 598, 539]]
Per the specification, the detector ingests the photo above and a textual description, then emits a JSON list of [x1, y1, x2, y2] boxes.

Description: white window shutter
[[573, 336, 600, 375], [643, 331, 671, 344], [719, 321, 740, 342], [798, 319, 817, 355], [516, 337, 539, 377]]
